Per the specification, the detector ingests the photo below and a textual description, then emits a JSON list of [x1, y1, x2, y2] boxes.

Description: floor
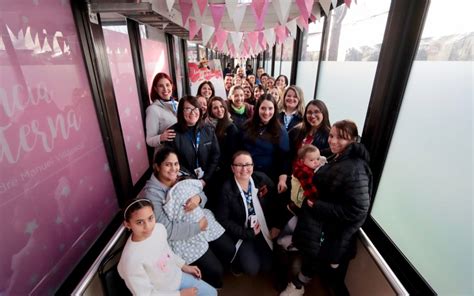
[[219, 272, 331, 296], [219, 251, 331, 296]]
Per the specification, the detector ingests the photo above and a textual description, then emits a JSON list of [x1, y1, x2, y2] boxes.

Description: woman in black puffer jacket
[[280, 120, 372, 296]]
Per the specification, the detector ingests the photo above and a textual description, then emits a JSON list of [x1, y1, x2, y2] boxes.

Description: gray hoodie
[[142, 174, 207, 241]]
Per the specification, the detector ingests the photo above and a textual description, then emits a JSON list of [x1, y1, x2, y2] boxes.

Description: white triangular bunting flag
[[311, 3, 321, 19], [264, 28, 275, 48], [225, 0, 238, 18], [231, 5, 247, 32], [319, 0, 331, 16], [223, 41, 228, 54], [192, 1, 204, 23], [286, 19, 297, 39], [166, 0, 175, 12], [254, 42, 260, 54], [331, 0, 338, 9], [272, 0, 292, 25], [201, 24, 214, 45], [230, 31, 243, 51]]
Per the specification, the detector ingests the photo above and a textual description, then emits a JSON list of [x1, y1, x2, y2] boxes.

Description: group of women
[[134, 71, 372, 295]]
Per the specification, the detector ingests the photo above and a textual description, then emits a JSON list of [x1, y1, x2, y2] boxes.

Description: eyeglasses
[[232, 163, 254, 168], [307, 110, 322, 117], [183, 107, 200, 114]]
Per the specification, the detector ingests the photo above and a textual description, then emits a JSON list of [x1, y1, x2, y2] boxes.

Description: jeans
[[179, 273, 217, 296]]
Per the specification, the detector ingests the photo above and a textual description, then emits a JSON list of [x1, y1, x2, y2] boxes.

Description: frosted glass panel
[[281, 62, 292, 80], [371, 0, 473, 294], [316, 0, 389, 127], [316, 62, 377, 127], [274, 43, 282, 77], [296, 62, 317, 102], [280, 37, 293, 79], [296, 21, 324, 102], [372, 61, 472, 295]]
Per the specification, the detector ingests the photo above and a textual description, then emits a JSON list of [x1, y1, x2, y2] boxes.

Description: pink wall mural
[[140, 31, 170, 100], [0, 1, 118, 295], [102, 27, 150, 185]]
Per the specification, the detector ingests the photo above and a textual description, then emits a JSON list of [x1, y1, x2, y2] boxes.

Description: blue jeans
[[179, 272, 217, 296]]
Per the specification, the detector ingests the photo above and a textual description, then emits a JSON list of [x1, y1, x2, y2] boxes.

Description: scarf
[[231, 104, 246, 115]]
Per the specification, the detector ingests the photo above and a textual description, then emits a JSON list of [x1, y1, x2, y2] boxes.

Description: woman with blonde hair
[[268, 87, 283, 109], [227, 85, 254, 130], [278, 86, 305, 131]]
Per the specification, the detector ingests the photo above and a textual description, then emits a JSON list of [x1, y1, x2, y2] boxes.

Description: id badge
[[194, 167, 204, 179], [249, 215, 258, 228]]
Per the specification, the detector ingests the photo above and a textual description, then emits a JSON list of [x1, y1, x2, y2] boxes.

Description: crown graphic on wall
[[0, 25, 71, 56]]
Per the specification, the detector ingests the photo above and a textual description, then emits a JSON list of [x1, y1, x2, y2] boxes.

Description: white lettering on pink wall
[[0, 83, 81, 164]]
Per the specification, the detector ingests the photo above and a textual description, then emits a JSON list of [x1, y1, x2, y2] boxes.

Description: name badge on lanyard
[[191, 131, 204, 179]]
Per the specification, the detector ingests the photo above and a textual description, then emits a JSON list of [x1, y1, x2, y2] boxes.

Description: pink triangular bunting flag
[[258, 31, 266, 50], [178, 0, 193, 27], [251, 0, 270, 30], [247, 31, 259, 50], [215, 28, 228, 51], [345, 0, 352, 8], [188, 18, 200, 40], [297, 15, 309, 31], [196, 0, 208, 15], [295, 0, 314, 21], [209, 4, 226, 29], [274, 24, 288, 44]]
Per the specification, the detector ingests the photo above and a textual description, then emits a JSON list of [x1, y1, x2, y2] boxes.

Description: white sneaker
[[280, 282, 305, 296]]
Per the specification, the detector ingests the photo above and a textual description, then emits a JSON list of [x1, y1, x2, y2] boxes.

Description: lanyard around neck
[[187, 129, 201, 167]]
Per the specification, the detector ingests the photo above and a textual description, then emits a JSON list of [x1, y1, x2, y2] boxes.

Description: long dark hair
[[293, 99, 331, 144], [275, 74, 288, 88], [149, 72, 173, 102], [207, 96, 232, 139], [175, 96, 203, 132], [243, 85, 255, 105], [197, 80, 215, 98], [245, 94, 282, 144]]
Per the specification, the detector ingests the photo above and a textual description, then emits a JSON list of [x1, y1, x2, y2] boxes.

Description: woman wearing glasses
[[165, 96, 220, 187], [288, 99, 331, 161], [216, 151, 278, 275]]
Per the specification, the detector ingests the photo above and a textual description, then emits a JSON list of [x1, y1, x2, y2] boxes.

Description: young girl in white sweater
[[117, 198, 217, 296]]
